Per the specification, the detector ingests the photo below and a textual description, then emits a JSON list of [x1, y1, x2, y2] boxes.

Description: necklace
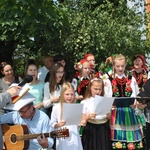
[[112, 76, 132, 97]]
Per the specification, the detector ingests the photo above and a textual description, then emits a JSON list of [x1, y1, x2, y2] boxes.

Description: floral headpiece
[[105, 54, 117, 64], [74, 59, 88, 70], [131, 54, 148, 72]]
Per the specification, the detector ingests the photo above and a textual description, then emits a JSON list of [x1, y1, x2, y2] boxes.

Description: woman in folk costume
[[109, 54, 144, 150], [129, 54, 148, 90], [50, 82, 83, 150], [129, 54, 148, 139], [72, 59, 91, 102]]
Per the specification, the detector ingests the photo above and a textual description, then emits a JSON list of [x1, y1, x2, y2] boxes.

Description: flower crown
[[74, 62, 83, 70]]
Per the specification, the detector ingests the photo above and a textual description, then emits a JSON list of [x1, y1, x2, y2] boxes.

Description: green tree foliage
[[0, 0, 70, 75], [59, 0, 150, 71], [0, 0, 150, 75], [0, 0, 68, 61]]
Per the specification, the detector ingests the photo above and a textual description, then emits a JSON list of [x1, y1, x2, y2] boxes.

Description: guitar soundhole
[[11, 134, 17, 143]]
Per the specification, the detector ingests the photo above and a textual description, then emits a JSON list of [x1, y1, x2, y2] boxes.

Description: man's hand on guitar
[[37, 134, 48, 149]]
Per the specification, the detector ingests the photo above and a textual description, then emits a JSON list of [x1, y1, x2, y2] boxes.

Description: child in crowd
[[109, 54, 144, 149], [35, 62, 65, 117], [81, 77, 112, 150], [84, 53, 98, 75], [50, 82, 83, 150], [72, 59, 91, 102], [24, 60, 46, 113]]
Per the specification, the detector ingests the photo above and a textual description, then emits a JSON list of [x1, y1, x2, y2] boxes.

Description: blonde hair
[[60, 82, 76, 104], [59, 82, 76, 120], [112, 54, 127, 78], [84, 77, 104, 99]]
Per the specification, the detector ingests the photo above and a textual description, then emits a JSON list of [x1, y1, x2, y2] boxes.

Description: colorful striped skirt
[[110, 107, 144, 142]]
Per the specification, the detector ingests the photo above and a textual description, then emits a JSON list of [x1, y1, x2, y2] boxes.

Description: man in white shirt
[[38, 56, 53, 82]]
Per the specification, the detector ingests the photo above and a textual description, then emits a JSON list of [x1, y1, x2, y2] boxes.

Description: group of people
[[0, 53, 150, 150]]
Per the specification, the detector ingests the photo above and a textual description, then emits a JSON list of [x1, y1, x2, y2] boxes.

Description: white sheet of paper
[[62, 103, 83, 125], [93, 95, 115, 116]]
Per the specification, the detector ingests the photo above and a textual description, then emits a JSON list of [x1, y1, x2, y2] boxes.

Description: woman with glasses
[[36, 62, 65, 118]]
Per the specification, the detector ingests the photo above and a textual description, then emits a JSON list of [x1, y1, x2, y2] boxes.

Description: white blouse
[[50, 104, 83, 150], [43, 82, 62, 108]]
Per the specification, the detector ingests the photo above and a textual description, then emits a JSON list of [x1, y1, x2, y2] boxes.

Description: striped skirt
[[110, 107, 144, 142]]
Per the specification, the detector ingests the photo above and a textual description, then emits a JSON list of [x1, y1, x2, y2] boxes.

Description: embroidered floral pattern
[[111, 77, 132, 97], [112, 79, 119, 97], [112, 142, 143, 149], [125, 79, 132, 97]]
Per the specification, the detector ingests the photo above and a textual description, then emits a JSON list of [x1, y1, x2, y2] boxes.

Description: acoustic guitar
[[2, 124, 69, 150]]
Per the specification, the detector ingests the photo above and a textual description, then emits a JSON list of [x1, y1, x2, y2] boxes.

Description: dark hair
[[25, 59, 37, 72], [133, 54, 146, 66], [49, 62, 65, 93], [0, 61, 12, 72], [54, 54, 66, 62]]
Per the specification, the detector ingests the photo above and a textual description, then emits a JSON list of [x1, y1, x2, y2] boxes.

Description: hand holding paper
[[61, 103, 83, 125], [93, 95, 115, 118], [87, 113, 96, 120], [12, 86, 30, 104], [55, 120, 66, 128]]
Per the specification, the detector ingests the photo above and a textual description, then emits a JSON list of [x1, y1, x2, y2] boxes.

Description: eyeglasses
[[19, 105, 31, 114], [56, 71, 64, 75]]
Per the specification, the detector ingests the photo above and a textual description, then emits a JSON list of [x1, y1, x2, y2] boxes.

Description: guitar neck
[[18, 133, 50, 141]]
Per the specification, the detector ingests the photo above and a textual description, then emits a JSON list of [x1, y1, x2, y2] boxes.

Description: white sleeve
[[50, 105, 59, 128], [103, 79, 112, 97], [131, 77, 139, 97], [43, 82, 52, 108]]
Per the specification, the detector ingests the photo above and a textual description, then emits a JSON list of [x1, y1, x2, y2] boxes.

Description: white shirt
[[38, 66, 49, 82], [50, 104, 83, 150], [43, 82, 62, 108]]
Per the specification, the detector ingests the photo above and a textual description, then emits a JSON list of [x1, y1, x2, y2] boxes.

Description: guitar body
[[2, 124, 29, 150], [2, 124, 69, 150]]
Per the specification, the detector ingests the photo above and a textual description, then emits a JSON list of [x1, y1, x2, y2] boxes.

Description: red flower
[[127, 79, 132, 85], [112, 79, 117, 86], [127, 143, 135, 150], [126, 86, 132, 92], [113, 87, 118, 93]]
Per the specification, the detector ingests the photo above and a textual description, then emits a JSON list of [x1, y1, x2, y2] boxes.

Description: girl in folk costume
[[129, 54, 148, 90], [109, 54, 144, 150], [72, 59, 91, 102], [81, 77, 112, 150], [35, 62, 65, 117], [84, 53, 98, 75], [50, 82, 83, 150]]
